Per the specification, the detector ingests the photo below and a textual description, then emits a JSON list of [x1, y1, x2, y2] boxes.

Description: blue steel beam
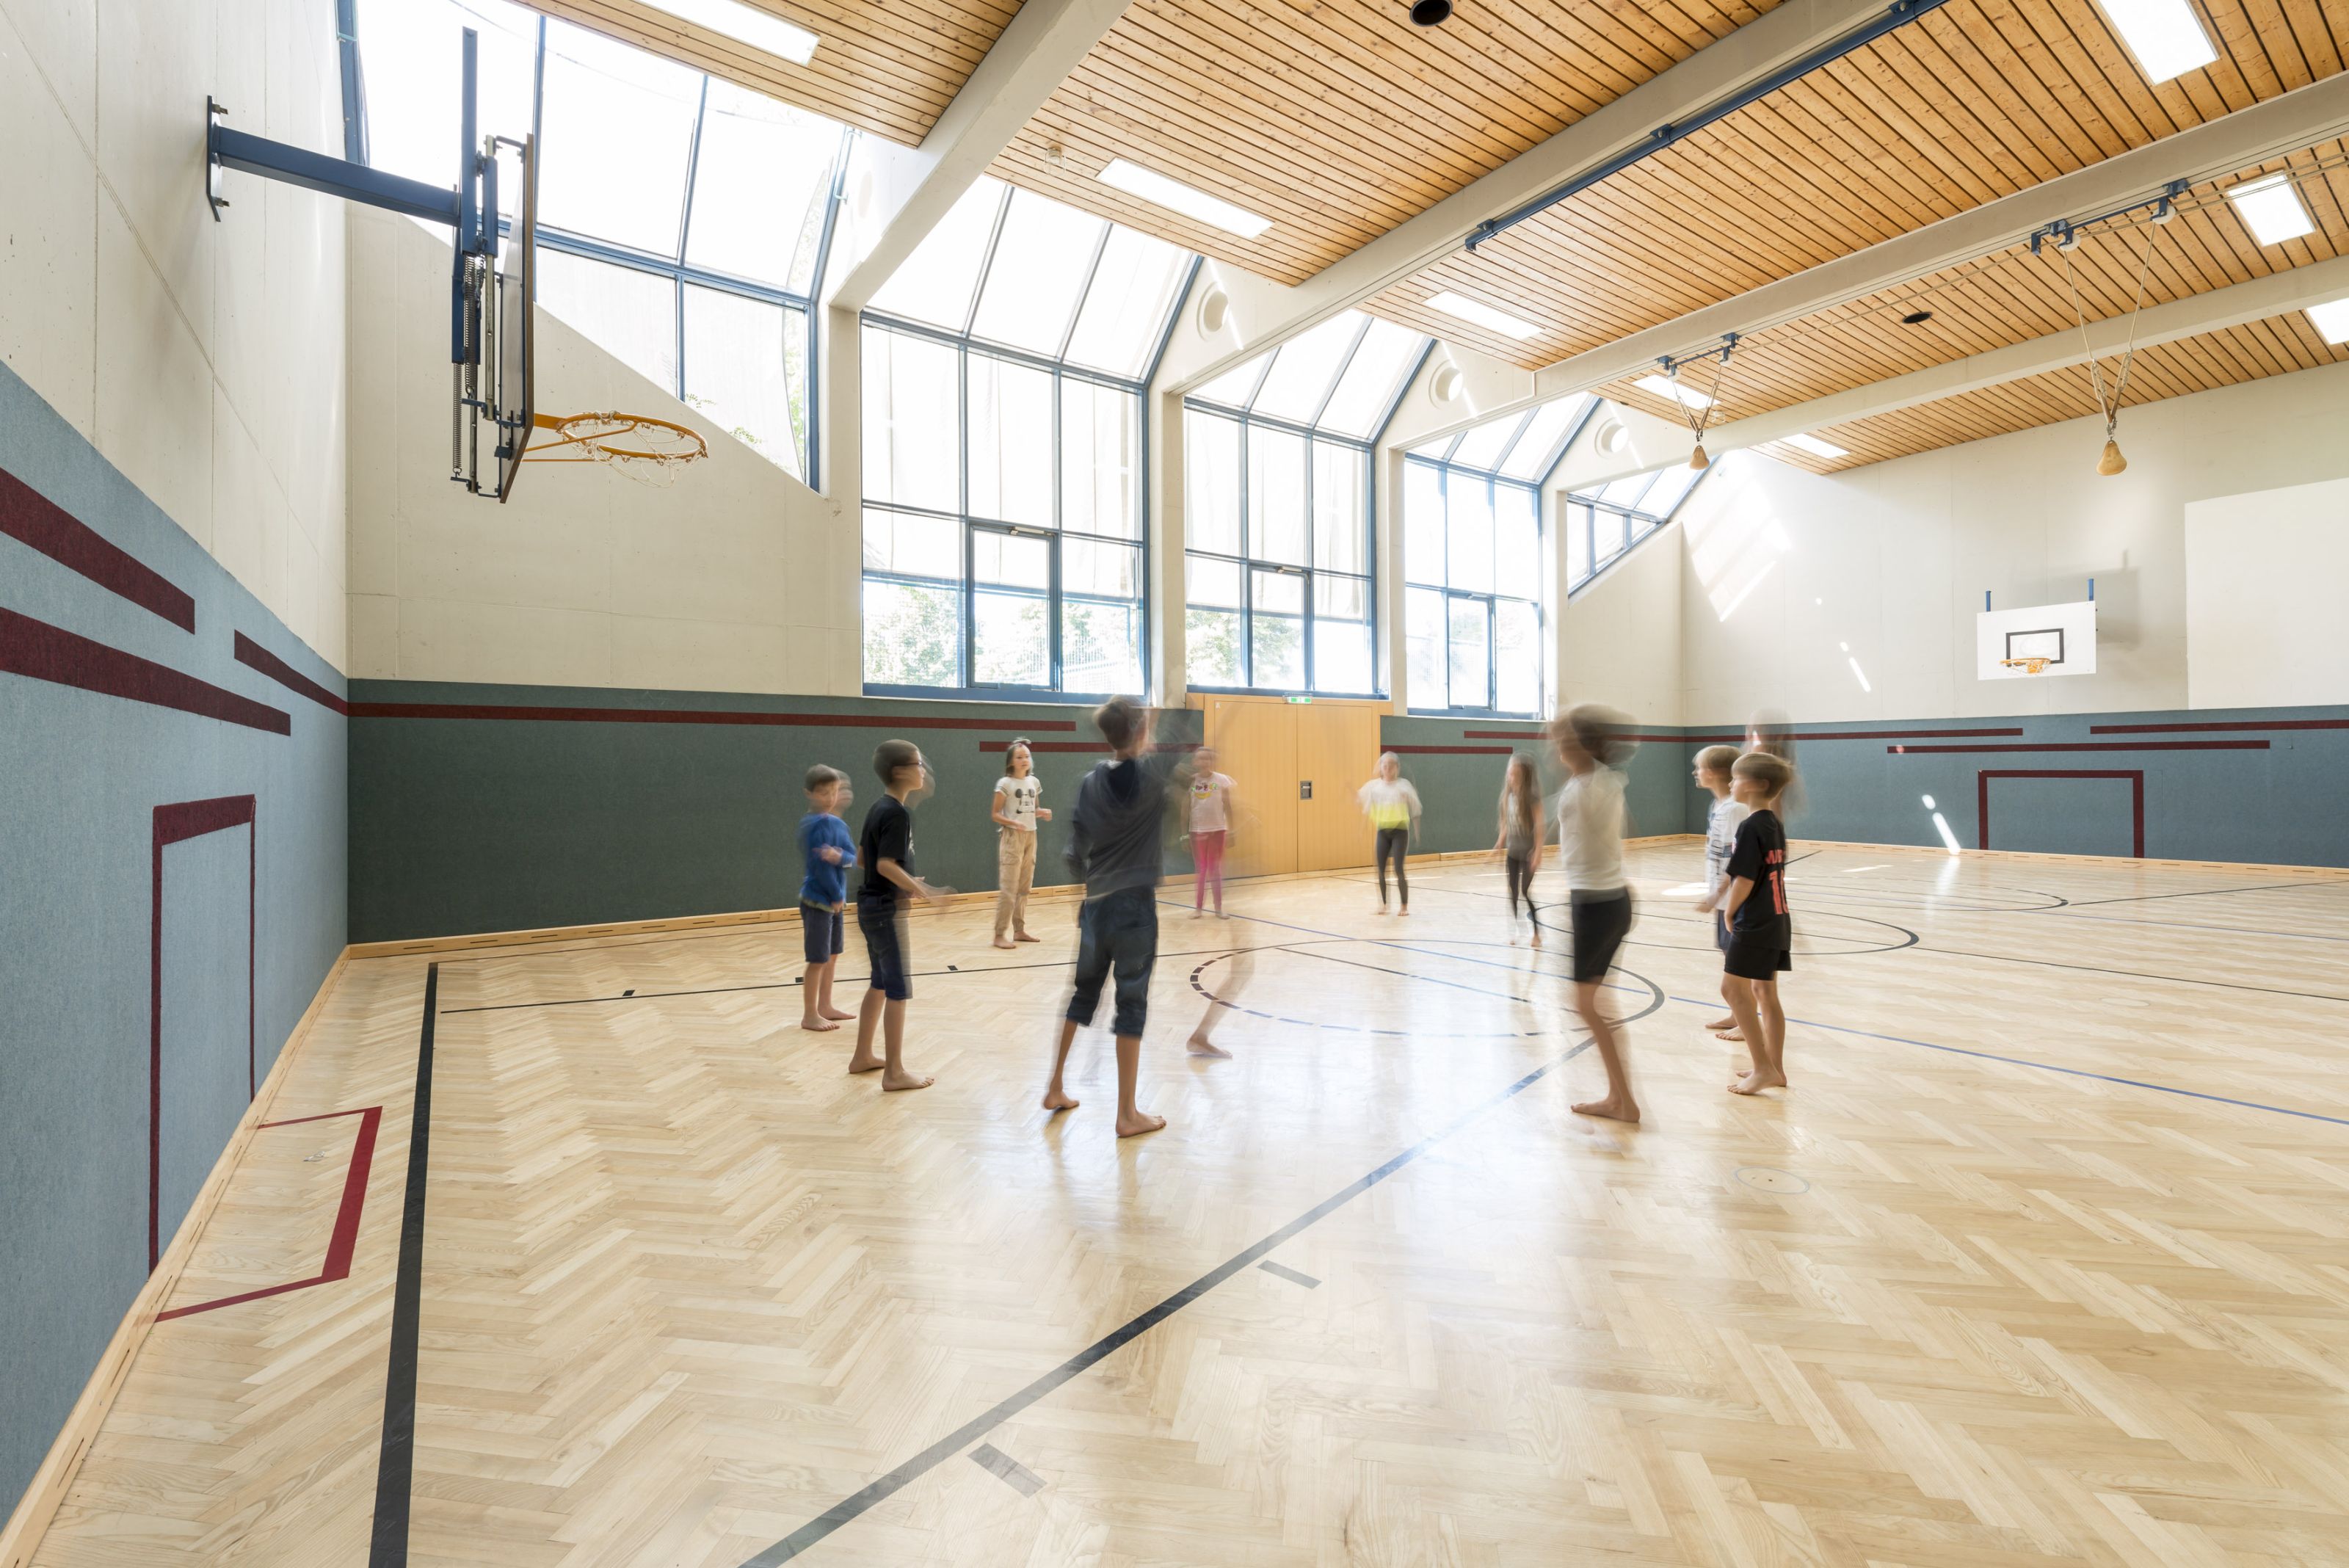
[[208, 120, 459, 226]]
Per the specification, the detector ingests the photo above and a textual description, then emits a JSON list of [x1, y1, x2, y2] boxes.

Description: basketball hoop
[[2000, 656, 2053, 675], [527, 411, 708, 485]]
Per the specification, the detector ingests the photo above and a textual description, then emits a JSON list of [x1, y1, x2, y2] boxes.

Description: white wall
[[1556, 515, 1682, 727], [2185, 475, 2349, 710], [345, 208, 858, 694], [0, 0, 348, 661], [1675, 359, 2349, 725]]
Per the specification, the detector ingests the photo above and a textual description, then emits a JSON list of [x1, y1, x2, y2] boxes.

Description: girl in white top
[[1550, 704, 1641, 1124], [990, 741, 1051, 948], [1185, 747, 1237, 917], [1358, 754, 1423, 915]]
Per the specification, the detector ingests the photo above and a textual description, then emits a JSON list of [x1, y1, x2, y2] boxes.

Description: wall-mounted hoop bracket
[[2029, 179, 2190, 255], [1658, 331, 1738, 380]]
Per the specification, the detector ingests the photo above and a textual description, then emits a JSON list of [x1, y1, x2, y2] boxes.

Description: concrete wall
[[2184, 476, 2349, 710], [0, 0, 349, 665], [345, 209, 859, 695]]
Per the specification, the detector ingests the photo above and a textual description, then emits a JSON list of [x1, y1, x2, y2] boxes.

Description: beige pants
[[994, 828, 1037, 937]]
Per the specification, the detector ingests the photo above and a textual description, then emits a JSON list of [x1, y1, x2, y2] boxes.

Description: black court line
[[736, 1030, 1603, 1567], [968, 1444, 1045, 1498], [2062, 877, 2349, 908], [366, 962, 437, 1568], [2044, 909, 2349, 945], [1912, 944, 2349, 1005], [1258, 1260, 1320, 1289]]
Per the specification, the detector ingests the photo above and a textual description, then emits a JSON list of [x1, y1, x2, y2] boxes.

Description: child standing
[[1493, 753, 1544, 947], [1691, 744, 1750, 1037], [1551, 704, 1640, 1124], [1358, 753, 1423, 916], [1720, 750, 1795, 1095], [991, 740, 1050, 949], [796, 765, 859, 1031], [852, 740, 951, 1092], [1186, 746, 1236, 918]]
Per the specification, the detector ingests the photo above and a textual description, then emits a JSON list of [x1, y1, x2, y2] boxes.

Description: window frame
[[1562, 460, 1707, 599], [1400, 454, 1556, 719]]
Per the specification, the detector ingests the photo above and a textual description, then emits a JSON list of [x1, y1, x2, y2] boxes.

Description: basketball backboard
[[1978, 599, 2096, 680]]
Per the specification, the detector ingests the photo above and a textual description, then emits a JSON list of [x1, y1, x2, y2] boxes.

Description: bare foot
[[1398, 907, 1412, 918], [882, 1070, 935, 1092], [820, 1006, 857, 1021], [1705, 1015, 1736, 1031], [1014, 932, 1040, 943], [1729, 1070, 1787, 1096], [1191, 908, 1205, 918], [1116, 1111, 1166, 1139], [799, 1017, 839, 1032], [1041, 1087, 1079, 1112], [1371, 904, 1388, 915], [1530, 930, 1543, 948], [1572, 1096, 1641, 1123], [1186, 1034, 1231, 1058], [992, 937, 1017, 949], [848, 1053, 884, 1074], [1715, 1028, 1746, 1043]]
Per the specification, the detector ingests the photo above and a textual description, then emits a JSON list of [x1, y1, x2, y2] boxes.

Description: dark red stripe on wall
[[1891, 741, 2267, 754], [979, 739, 1196, 753], [156, 1106, 381, 1320], [1, 607, 290, 734], [1387, 744, 1516, 755], [2091, 719, 2349, 733], [152, 795, 258, 1268], [236, 631, 348, 715], [350, 701, 1075, 731], [1979, 770, 2145, 858], [1459, 727, 2030, 744], [0, 466, 196, 631]]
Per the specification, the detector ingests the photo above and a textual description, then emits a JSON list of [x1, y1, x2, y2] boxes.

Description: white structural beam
[[1533, 70, 2349, 396], [1704, 253, 2349, 454], [1169, 0, 1901, 392]]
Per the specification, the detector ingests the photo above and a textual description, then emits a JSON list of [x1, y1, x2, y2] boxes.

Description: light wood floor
[[33, 843, 2349, 1567]]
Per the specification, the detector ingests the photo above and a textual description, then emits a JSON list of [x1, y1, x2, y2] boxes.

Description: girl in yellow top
[[1357, 752, 1423, 915]]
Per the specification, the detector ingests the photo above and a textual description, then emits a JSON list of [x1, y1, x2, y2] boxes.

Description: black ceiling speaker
[[1901, 309, 1934, 325], [1411, 0, 1453, 25]]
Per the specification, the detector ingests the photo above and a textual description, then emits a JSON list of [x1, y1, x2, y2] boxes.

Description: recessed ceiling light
[[2308, 295, 2349, 345], [2226, 172, 2315, 246], [1427, 291, 1541, 340], [1097, 158, 1271, 239], [1633, 373, 1711, 410], [1783, 432, 1849, 459], [2094, 0, 2218, 84], [642, 0, 818, 65]]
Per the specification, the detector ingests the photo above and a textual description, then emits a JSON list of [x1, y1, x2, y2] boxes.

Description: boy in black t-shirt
[[1720, 749, 1794, 1097], [851, 739, 951, 1092]]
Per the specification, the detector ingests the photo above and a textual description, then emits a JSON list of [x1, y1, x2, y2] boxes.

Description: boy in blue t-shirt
[[797, 764, 858, 1031]]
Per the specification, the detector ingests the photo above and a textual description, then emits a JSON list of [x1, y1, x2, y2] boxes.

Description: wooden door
[[1202, 696, 1297, 876], [1293, 705, 1384, 871]]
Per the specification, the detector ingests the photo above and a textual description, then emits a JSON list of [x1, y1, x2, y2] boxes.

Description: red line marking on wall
[[1386, 744, 1515, 755], [1459, 727, 2030, 743], [0, 465, 196, 630], [1978, 769, 2145, 858], [234, 631, 348, 714], [153, 795, 257, 1269], [1890, 740, 2266, 754], [2090, 719, 2349, 733], [2, 606, 289, 734], [983, 740, 1198, 753], [349, 702, 1075, 731], [155, 1106, 382, 1321]]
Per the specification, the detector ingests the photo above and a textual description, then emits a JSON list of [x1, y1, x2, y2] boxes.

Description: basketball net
[[528, 411, 708, 487]]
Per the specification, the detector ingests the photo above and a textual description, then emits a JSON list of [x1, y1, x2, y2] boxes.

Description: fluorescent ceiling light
[[1098, 158, 1271, 239], [2307, 295, 2349, 345], [1427, 291, 1541, 341], [1783, 432, 1848, 459], [1633, 373, 1711, 410], [643, 0, 818, 64], [2226, 173, 2315, 246], [2095, 0, 2218, 84]]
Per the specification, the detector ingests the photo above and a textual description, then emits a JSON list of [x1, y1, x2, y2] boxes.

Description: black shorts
[[801, 904, 844, 965], [1713, 910, 1732, 953], [1723, 924, 1792, 981], [1568, 890, 1634, 983], [857, 902, 911, 1001]]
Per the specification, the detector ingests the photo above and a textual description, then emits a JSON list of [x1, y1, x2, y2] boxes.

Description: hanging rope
[[2052, 213, 2160, 475], [1668, 338, 1735, 470]]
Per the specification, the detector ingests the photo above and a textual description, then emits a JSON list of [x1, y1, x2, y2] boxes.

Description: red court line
[[156, 1106, 382, 1321], [235, 631, 348, 715], [350, 702, 1075, 731], [1890, 740, 2267, 754], [0, 465, 196, 631], [1979, 769, 2144, 858], [2091, 719, 2349, 733], [2, 607, 291, 734], [152, 796, 258, 1268]]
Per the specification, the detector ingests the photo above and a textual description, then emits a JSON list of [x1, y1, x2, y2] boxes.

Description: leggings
[[1375, 827, 1410, 906], [1505, 853, 1533, 918], [1192, 830, 1225, 912]]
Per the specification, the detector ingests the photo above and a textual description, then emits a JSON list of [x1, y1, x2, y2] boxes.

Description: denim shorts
[[801, 904, 844, 965], [1066, 885, 1158, 1037], [857, 902, 911, 1001]]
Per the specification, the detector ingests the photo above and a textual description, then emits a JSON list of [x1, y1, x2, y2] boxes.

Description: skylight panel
[[1064, 227, 1192, 380], [969, 188, 1108, 357], [1098, 158, 1272, 239], [1632, 373, 1711, 410], [1641, 464, 1704, 516], [537, 21, 702, 253], [684, 81, 841, 291], [870, 178, 1006, 331], [1428, 291, 1539, 341], [2307, 296, 2349, 345], [1316, 319, 1428, 438], [1249, 313, 1366, 424], [2225, 173, 2315, 247], [2094, 0, 2217, 84], [641, 0, 818, 63], [1191, 354, 1269, 409], [1595, 470, 1659, 508], [1497, 394, 1589, 479], [1782, 432, 1849, 459], [356, 0, 539, 191], [1447, 412, 1522, 473]]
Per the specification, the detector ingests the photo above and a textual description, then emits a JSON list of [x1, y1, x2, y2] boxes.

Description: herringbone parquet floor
[[32, 843, 2349, 1567]]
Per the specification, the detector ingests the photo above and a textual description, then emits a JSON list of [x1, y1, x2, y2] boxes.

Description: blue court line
[[1666, 994, 2349, 1128]]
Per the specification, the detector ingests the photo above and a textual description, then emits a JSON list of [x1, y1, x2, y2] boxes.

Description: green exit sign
[[1285, 694, 1312, 704]]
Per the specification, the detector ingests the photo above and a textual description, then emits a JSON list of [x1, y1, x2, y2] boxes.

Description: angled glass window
[[1563, 443, 1709, 595], [858, 185, 1194, 696], [1410, 391, 1591, 482], [1401, 457, 1560, 717], [355, 1, 850, 482]]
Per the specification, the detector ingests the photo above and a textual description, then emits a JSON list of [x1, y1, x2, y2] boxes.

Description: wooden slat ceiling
[[1371, 0, 2349, 367], [522, 0, 1022, 145], [991, 0, 1780, 285], [1597, 140, 2349, 435]]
